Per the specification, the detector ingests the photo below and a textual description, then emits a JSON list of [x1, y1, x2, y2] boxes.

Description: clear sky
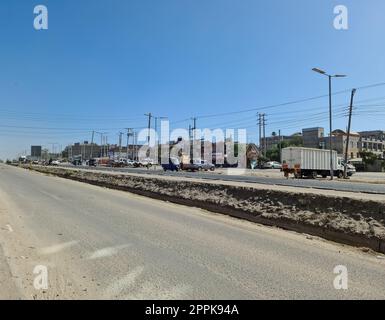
[[1, 0, 385, 159]]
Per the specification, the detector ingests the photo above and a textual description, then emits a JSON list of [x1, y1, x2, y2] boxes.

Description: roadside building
[[322, 129, 360, 159], [358, 130, 385, 159], [64, 141, 99, 160], [261, 132, 302, 151], [108, 144, 142, 160], [30, 145, 42, 160], [302, 127, 325, 149]]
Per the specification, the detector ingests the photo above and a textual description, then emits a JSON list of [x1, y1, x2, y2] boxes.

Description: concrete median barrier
[[20, 165, 385, 253]]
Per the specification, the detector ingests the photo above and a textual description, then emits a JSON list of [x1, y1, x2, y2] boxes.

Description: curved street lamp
[[312, 68, 346, 180]]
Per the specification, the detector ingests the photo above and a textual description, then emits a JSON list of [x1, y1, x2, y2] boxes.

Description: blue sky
[[1, 0, 385, 159]]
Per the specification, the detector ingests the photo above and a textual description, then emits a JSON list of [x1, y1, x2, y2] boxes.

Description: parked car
[[199, 160, 215, 171], [343, 160, 356, 176], [72, 159, 82, 166], [138, 158, 154, 167], [180, 159, 201, 172], [126, 159, 137, 167], [263, 161, 282, 169], [162, 157, 180, 172], [88, 158, 97, 167]]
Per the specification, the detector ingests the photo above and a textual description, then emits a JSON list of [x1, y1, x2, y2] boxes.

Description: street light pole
[[312, 68, 346, 180], [328, 75, 333, 180]]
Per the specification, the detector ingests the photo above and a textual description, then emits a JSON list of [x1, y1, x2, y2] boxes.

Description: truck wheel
[[337, 171, 343, 179], [311, 171, 318, 179]]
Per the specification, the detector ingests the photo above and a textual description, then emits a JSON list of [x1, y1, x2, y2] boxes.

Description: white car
[[126, 159, 137, 167], [263, 161, 282, 169], [139, 158, 154, 167]]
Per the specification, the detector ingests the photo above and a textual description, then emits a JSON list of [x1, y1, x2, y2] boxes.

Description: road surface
[[60, 164, 385, 195], [0, 164, 385, 299]]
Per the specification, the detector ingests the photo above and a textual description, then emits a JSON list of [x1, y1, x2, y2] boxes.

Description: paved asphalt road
[[1, 164, 385, 299], [61, 165, 385, 195]]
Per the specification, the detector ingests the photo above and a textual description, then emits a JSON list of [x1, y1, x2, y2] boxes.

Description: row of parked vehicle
[[84, 156, 216, 172], [162, 158, 215, 172], [76, 158, 155, 168]]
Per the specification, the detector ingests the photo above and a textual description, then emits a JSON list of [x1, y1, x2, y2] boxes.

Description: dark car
[[162, 157, 180, 172], [199, 160, 215, 171], [72, 159, 82, 166], [180, 159, 201, 172], [88, 158, 97, 167]]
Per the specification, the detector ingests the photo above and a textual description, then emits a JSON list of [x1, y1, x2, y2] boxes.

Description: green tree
[[361, 151, 378, 166]]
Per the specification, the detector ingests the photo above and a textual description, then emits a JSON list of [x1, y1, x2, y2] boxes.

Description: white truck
[[281, 147, 356, 179]]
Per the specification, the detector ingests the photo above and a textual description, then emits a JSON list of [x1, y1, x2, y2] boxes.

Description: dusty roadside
[[0, 193, 22, 299], [18, 164, 385, 253], [0, 187, 92, 300], [0, 244, 20, 299], [31, 165, 385, 202]]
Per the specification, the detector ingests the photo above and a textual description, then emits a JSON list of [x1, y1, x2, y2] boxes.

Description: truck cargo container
[[281, 147, 355, 179]]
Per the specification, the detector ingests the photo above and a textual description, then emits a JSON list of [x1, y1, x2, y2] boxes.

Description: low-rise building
[[30, 145, 42, 160], [358, 130, 385, 159], [322, 129, 360, 159], [302, 127, 325, 149], [64, 141, 99, 160], [261, 132, 302, 151]]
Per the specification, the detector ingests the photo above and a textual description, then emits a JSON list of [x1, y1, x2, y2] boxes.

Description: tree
[[266, 148, 280, 162], [288, 136, 303, 147], [361, 151, 378, 166], [264, 136, 303, 162]]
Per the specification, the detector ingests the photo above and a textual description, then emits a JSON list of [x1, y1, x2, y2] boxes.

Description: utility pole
[[188, 124, 192, 161], [192, 117, 197, 141], [154, 117, 158, 145], [145, 113, 152, 145], [262, 114, 266, 156], [257, 113, 262, 156], [90, 131, 94, 160], [278, 129, 282, 163], [118, 132, 123, 160], [133, 131, 138, 160], [126, 128, 133, 160], [105, 136, 109, 158], [126, 129, 130, 160], [258, 114, 262, 154], [344, 88, 357, 178], [192, 117, 197, 161], [100, 134, 103, 157], [95, 131, 107, 158]]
